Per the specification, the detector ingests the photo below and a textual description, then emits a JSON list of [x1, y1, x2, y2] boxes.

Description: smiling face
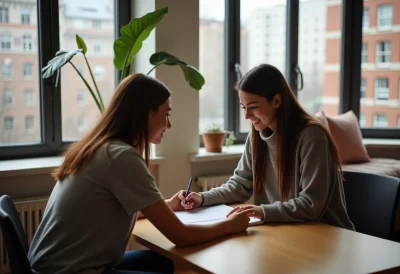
[[239, 90, 281, 131], [148, 97, 172, 144]]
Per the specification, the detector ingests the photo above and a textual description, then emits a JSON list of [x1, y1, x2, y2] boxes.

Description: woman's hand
[[166, 190, 204, 211], [226, 205, 264, 220], [225, 211, 250, 234]]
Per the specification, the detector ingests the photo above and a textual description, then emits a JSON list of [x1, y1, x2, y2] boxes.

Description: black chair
[[0, 195, 32, 274], [343, 170, 400, 241]]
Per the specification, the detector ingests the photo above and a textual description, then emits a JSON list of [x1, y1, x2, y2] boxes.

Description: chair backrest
[[343, 171, 400, 240], [0, 195, 32, 274]]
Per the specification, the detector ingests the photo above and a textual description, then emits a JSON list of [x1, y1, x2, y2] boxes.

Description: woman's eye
[[250, 107, 258, 110]]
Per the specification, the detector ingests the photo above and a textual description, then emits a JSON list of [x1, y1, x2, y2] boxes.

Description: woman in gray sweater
[[177, 64, 355, 230]]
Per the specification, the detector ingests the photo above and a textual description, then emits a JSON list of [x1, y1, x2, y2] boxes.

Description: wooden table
[[132, 219, 400, 274]]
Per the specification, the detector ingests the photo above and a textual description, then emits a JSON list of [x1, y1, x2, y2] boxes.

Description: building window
[[361, 43, 367, 63], [21, 8, 31, 25], [398, 116, 400, 128], [24, 89, 34, 106], [23, 34, 32, 51], [25, 116, 34, 131], [373, 114, 388, 128], [377, 5, 392, 30], [0, 7, 8, 23], [77, 89, 87, 106], [4, 117, 14, 131], [360, 78, 366, 98], [93, 20, 101, 29], [2, 89, 14, 105], [362, 8, 369, 32], [23, 62, 33, 78], [94, 43, 101, 53], [94, 65, 105, 80], [78, 115, 88, 132], [2, 63, 12, 79], [375, 78, 389, 100], [0, 33, 11, 51], [359, 113, 366, 127], [376, 41, 390, 65]]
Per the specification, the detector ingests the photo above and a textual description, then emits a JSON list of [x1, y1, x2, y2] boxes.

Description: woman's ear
[[273, 94, 282, 109]]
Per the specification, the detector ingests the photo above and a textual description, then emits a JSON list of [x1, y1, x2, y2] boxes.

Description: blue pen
[[184, 177, 193, 204]]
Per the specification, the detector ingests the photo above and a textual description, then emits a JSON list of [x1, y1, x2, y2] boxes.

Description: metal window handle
[[235, 63, 242, 82], [295, 65, 304, 91]]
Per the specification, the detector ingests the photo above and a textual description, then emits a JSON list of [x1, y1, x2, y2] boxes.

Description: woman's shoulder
[[104, 141, 142, 161]]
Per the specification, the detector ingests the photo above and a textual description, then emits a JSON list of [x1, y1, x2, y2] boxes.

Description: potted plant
[[41, 7, 205, 114], [202, 124, 236, 153]]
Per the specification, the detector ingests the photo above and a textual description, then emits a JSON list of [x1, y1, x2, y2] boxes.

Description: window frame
[[377, 4, 392, 31], [0, 0, 131, 160], [216, 0, 400, 145]]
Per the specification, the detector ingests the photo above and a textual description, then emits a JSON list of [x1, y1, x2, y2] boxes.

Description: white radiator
[[196, 174, 231, 191], [0, 197, 48, 274]]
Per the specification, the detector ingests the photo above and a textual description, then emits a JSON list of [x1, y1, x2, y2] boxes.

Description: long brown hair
[[236, 64, 342, 200], [53, 73, 171, 181]]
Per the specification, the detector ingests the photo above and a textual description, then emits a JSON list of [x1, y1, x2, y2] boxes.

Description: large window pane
[[360, 0, 399, 128], [0, 1, 41, 145], [59, 0, 115, 141], [299, 0, 341, 117], [240, 0, 286, 132], [199, 0, 225, 133]]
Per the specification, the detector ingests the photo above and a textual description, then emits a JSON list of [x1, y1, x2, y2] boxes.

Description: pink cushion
[[325, 110, 370, 164], [315, 111, 329, 129]]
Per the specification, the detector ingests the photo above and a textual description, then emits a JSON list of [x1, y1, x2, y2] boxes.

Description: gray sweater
[[201, 125, 355, 230]]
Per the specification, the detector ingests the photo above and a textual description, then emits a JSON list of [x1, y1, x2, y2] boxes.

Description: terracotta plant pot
[[202, 132, 226, 152]]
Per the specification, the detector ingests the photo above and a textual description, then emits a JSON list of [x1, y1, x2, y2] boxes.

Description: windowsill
[[1, 139, 399, 177], [0, 155, 165, 178], [190, 138, 400, 163]]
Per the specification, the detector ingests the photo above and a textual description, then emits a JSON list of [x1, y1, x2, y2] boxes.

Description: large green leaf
[[75, 35, 87, 54], [42, 49, 83, 78], [149, 52, 205, 90], [113, 7, 168, 70]]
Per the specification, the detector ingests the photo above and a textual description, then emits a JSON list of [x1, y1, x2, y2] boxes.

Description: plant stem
[[83, 54, 104, 111], [121, 50, 131, 82], [69, 61, 103, 114], [146, 62, 164, 75]]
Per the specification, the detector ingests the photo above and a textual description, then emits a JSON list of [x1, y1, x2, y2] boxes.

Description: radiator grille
[[196, 174, 231, 191], [0, 197, 48, 273]]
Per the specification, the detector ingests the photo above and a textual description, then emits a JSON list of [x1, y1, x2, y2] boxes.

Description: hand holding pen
[[177, 177, 204, 210]]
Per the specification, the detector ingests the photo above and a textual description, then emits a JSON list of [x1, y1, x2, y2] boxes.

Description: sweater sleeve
[[201, 134, 254, 206], [261, 134, 335, 223]]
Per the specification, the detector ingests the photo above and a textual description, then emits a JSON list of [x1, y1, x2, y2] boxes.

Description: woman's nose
[[167, 117, 172, 128]]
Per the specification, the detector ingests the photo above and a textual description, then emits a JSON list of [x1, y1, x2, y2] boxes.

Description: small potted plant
[[202, 124, 236, 152]]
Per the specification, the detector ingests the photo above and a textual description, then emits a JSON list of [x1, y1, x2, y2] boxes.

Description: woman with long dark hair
[[178, 64, 354, 231], [28, 73, 250, 274]]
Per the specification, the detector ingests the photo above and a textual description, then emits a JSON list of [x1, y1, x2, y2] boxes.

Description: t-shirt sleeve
[[107, 149, 163, 215]]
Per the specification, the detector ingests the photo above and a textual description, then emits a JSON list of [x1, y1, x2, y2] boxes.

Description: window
[[373, 114, 388, 128], [93, 65, 105, 80], [2, 62, 12, 79], [25, 116, 34, 130], [4, 117, 14, 131], [23, 63, 33, 78], [375, 78, 389, 101], [78, 115, 88, 132], [0, 7, 8, 23], [362, 8, 369, 32], [2, 89, 14, 105], [24, 90, 34, 106], [94, 43, 101, 53], [0, 33, 11, 51], [359, 113, 366, 127], [1, 0, 123, 157], [23, 34, 32, 51], [77, 89, 86, 106], [360, 78, 366, 98], [93, 20, 101, 29], [361, 43, 367, 63], [377, 5, 392, 30], [398, 116, 400, 128], [21, 8, 31, 24], [376, 41, 391, 65]]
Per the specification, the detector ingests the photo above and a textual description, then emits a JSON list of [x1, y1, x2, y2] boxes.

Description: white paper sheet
[[175, 204, 263, 226]]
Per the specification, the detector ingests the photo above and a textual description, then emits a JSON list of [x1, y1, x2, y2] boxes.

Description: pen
[[184, 177, 193, 204]]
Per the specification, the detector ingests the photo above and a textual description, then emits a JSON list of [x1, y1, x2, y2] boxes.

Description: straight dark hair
[[236, 64, 342, 200], [53, 73, 171, 181]]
